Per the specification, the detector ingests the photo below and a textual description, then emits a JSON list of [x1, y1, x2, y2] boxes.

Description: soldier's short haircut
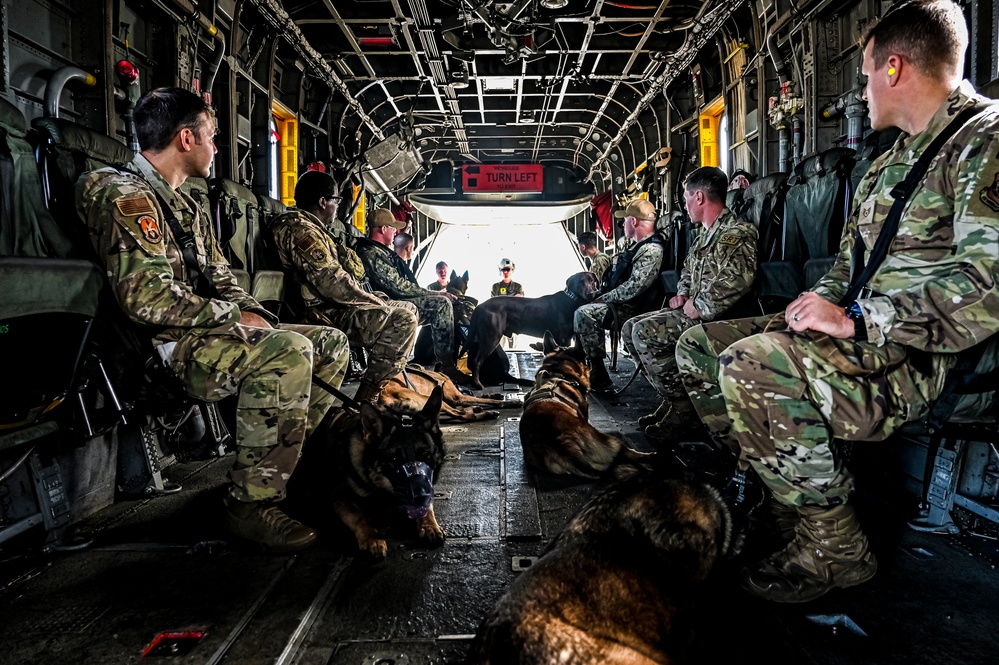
[[860, 0, 967, 80], [436, 261, 448, 270], [683, 166, 728, 204], [394, 232, 414, 249], [134, 87, 214, 153], [294, 170, 338, 209], [577, 231, 598, 249]]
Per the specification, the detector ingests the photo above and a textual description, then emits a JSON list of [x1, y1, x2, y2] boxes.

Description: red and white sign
[[462, 164, 543, 193]]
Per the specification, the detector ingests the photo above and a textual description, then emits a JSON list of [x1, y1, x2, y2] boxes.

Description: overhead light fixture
[[541, 0, 568, 8], [482, 77, 517, 92]]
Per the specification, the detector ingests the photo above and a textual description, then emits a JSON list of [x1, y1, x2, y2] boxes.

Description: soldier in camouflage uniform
[[675, 0, 999, 602], [355, 209, 469, 385], [268, 171, 419, 404], [621, 167, 757, 442], [75, 88, 350, 553], [576, 231, 611, 283], [573, 198, 665, 391]]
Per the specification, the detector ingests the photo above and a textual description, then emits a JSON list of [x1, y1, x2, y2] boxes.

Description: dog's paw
[[418, 515, 446, 547], [360, 537, 389, 559]]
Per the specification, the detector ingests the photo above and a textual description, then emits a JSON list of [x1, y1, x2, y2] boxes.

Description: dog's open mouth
[[393, 461, 435, 519]]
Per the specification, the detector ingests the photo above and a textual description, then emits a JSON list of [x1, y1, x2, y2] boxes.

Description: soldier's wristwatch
[[845, 301, 866, 340]]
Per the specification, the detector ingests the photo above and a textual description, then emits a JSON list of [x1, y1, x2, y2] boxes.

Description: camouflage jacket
[[75, 154, 272, 340], [268, 209, 384, 309], [601, 234, 664, 305], [676, 208, 758, 321], [588, 251, 611, 283], [354, 237, 427, 300], [813, 81, 999, 360]]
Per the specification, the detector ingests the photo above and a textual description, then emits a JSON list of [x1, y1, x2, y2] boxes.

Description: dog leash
[[312, 375, 362, 413]]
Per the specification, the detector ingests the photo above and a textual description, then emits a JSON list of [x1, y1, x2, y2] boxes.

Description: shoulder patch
[[116, 196, 156, 216], [138, 215, 162, 244], [980, 173, 999, 212], [719, 233, 741, 246]]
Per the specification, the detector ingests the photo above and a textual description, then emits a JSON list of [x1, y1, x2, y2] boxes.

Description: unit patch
[[116, 196, 155, 216], [719, 233, 741, 246], [980, 173, 999, 212], [312, 248, 327, 262], [139, 215, 162, 243]]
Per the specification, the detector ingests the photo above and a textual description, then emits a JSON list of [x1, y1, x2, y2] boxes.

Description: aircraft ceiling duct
[[361, 135, 426, 195]]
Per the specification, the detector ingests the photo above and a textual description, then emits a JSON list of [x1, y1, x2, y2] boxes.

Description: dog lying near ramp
[[466, 271, 600, 389], [381, 364, 522, 423], [464, 464, 734, 665], [291, 386, 447, 558], [519, 332, 650, 478]]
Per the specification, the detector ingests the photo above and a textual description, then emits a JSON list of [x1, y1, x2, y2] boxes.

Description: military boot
[[226, 498, 318, 553], [644, 397, 697, 441], [767, 495, 800, 545], [353, 379, 383, 405], [438, 361, 471, 386], [741, 503, 877, 603], [589, 359, 614, 392], [638, 400, 670, 427]]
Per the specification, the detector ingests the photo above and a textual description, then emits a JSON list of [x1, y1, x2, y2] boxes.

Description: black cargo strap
[[312, 374, 361, 413], [151, 189, 223, 300], [839, 105, 985, 307]]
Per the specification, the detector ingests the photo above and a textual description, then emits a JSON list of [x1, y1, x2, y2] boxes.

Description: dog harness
[[523, 368, 587, 417]]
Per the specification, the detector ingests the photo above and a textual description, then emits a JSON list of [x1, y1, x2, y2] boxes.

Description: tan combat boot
[[588, 358, 614, 392], [226, 498, 318, 553], [741, 503, 877, 603], [638, 400, 670, 427], [644, 397, 697, 441], [768, 495, 800, 545]]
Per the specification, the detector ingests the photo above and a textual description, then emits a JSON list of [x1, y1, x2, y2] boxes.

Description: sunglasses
[[324, 195, 343, 205], [501, 267, 512, 272]]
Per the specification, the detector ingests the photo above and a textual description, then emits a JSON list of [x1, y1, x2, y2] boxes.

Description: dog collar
[[563, 288, 578, 302]]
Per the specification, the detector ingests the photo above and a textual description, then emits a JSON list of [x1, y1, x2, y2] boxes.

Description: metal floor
[[1, 352, 998, 664]]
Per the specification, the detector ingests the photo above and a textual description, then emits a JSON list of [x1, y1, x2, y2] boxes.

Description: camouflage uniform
[[75, 155, 350, 503], [623, 209, 756, 400], [574, 236, 664, 360], [676, 82, 999, 508], [588, 251, 611, 283], [355, 237, 455, 362], [268, 209, 418, 385]]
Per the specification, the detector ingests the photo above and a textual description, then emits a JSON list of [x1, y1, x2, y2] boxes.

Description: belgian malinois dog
[[519, 332, 648, 478], [381, 364, 522, 423], [292, 386, 447, 558], [464, 464, 734, 665]]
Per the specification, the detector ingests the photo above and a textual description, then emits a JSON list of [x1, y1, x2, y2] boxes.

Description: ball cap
[[371, 208, 407, 230], [613, 198, 657, 222], [498, 258, 515, 269]]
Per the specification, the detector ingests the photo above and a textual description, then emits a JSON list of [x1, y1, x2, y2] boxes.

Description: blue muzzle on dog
[[392, 460, 434, 519]]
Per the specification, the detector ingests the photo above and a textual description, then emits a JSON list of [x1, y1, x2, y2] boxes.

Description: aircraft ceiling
[[278, 0, 743, 185]]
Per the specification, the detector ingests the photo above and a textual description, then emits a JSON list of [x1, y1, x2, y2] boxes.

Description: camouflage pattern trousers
[[409, 294, 455, 363], [308, 303, 418, 385], [170, 322, 350, 502], [676, 315, 936, 508], [573, 302, 637, 359], [622, 308, 698, 401]]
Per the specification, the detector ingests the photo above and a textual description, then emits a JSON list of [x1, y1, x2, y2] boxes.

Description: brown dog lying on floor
[[464, 463, 734, 665], [466, 271, 600, 389], [381, 364, 523, 422], [291, 386, 447, 558], [519, 332, 649, 478]]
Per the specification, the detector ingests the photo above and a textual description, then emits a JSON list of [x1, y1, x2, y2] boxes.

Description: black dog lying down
[[289, 386, 446, 558], [465, 464, 734, 665], [466, 271, 601, 389]]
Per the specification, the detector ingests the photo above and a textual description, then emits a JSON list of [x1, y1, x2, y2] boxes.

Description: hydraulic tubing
[[44, 67, 97, 118], [168, 0, 226, 102]]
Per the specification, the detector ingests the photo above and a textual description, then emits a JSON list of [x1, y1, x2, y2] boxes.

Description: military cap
[[371, 208, 407, 230], [614, 198, 657, 222]]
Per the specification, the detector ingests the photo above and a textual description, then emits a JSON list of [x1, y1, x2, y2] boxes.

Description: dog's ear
[[462, 270, 469, 282], [359, 402, 384, 439], [418, 385, 444, 424], [568, 334, 587, 360], [450, 269, 458, 281], [542, 330, 559, 354]]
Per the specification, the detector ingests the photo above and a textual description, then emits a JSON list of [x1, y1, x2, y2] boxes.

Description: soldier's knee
[[310, 327, 350, 360]]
